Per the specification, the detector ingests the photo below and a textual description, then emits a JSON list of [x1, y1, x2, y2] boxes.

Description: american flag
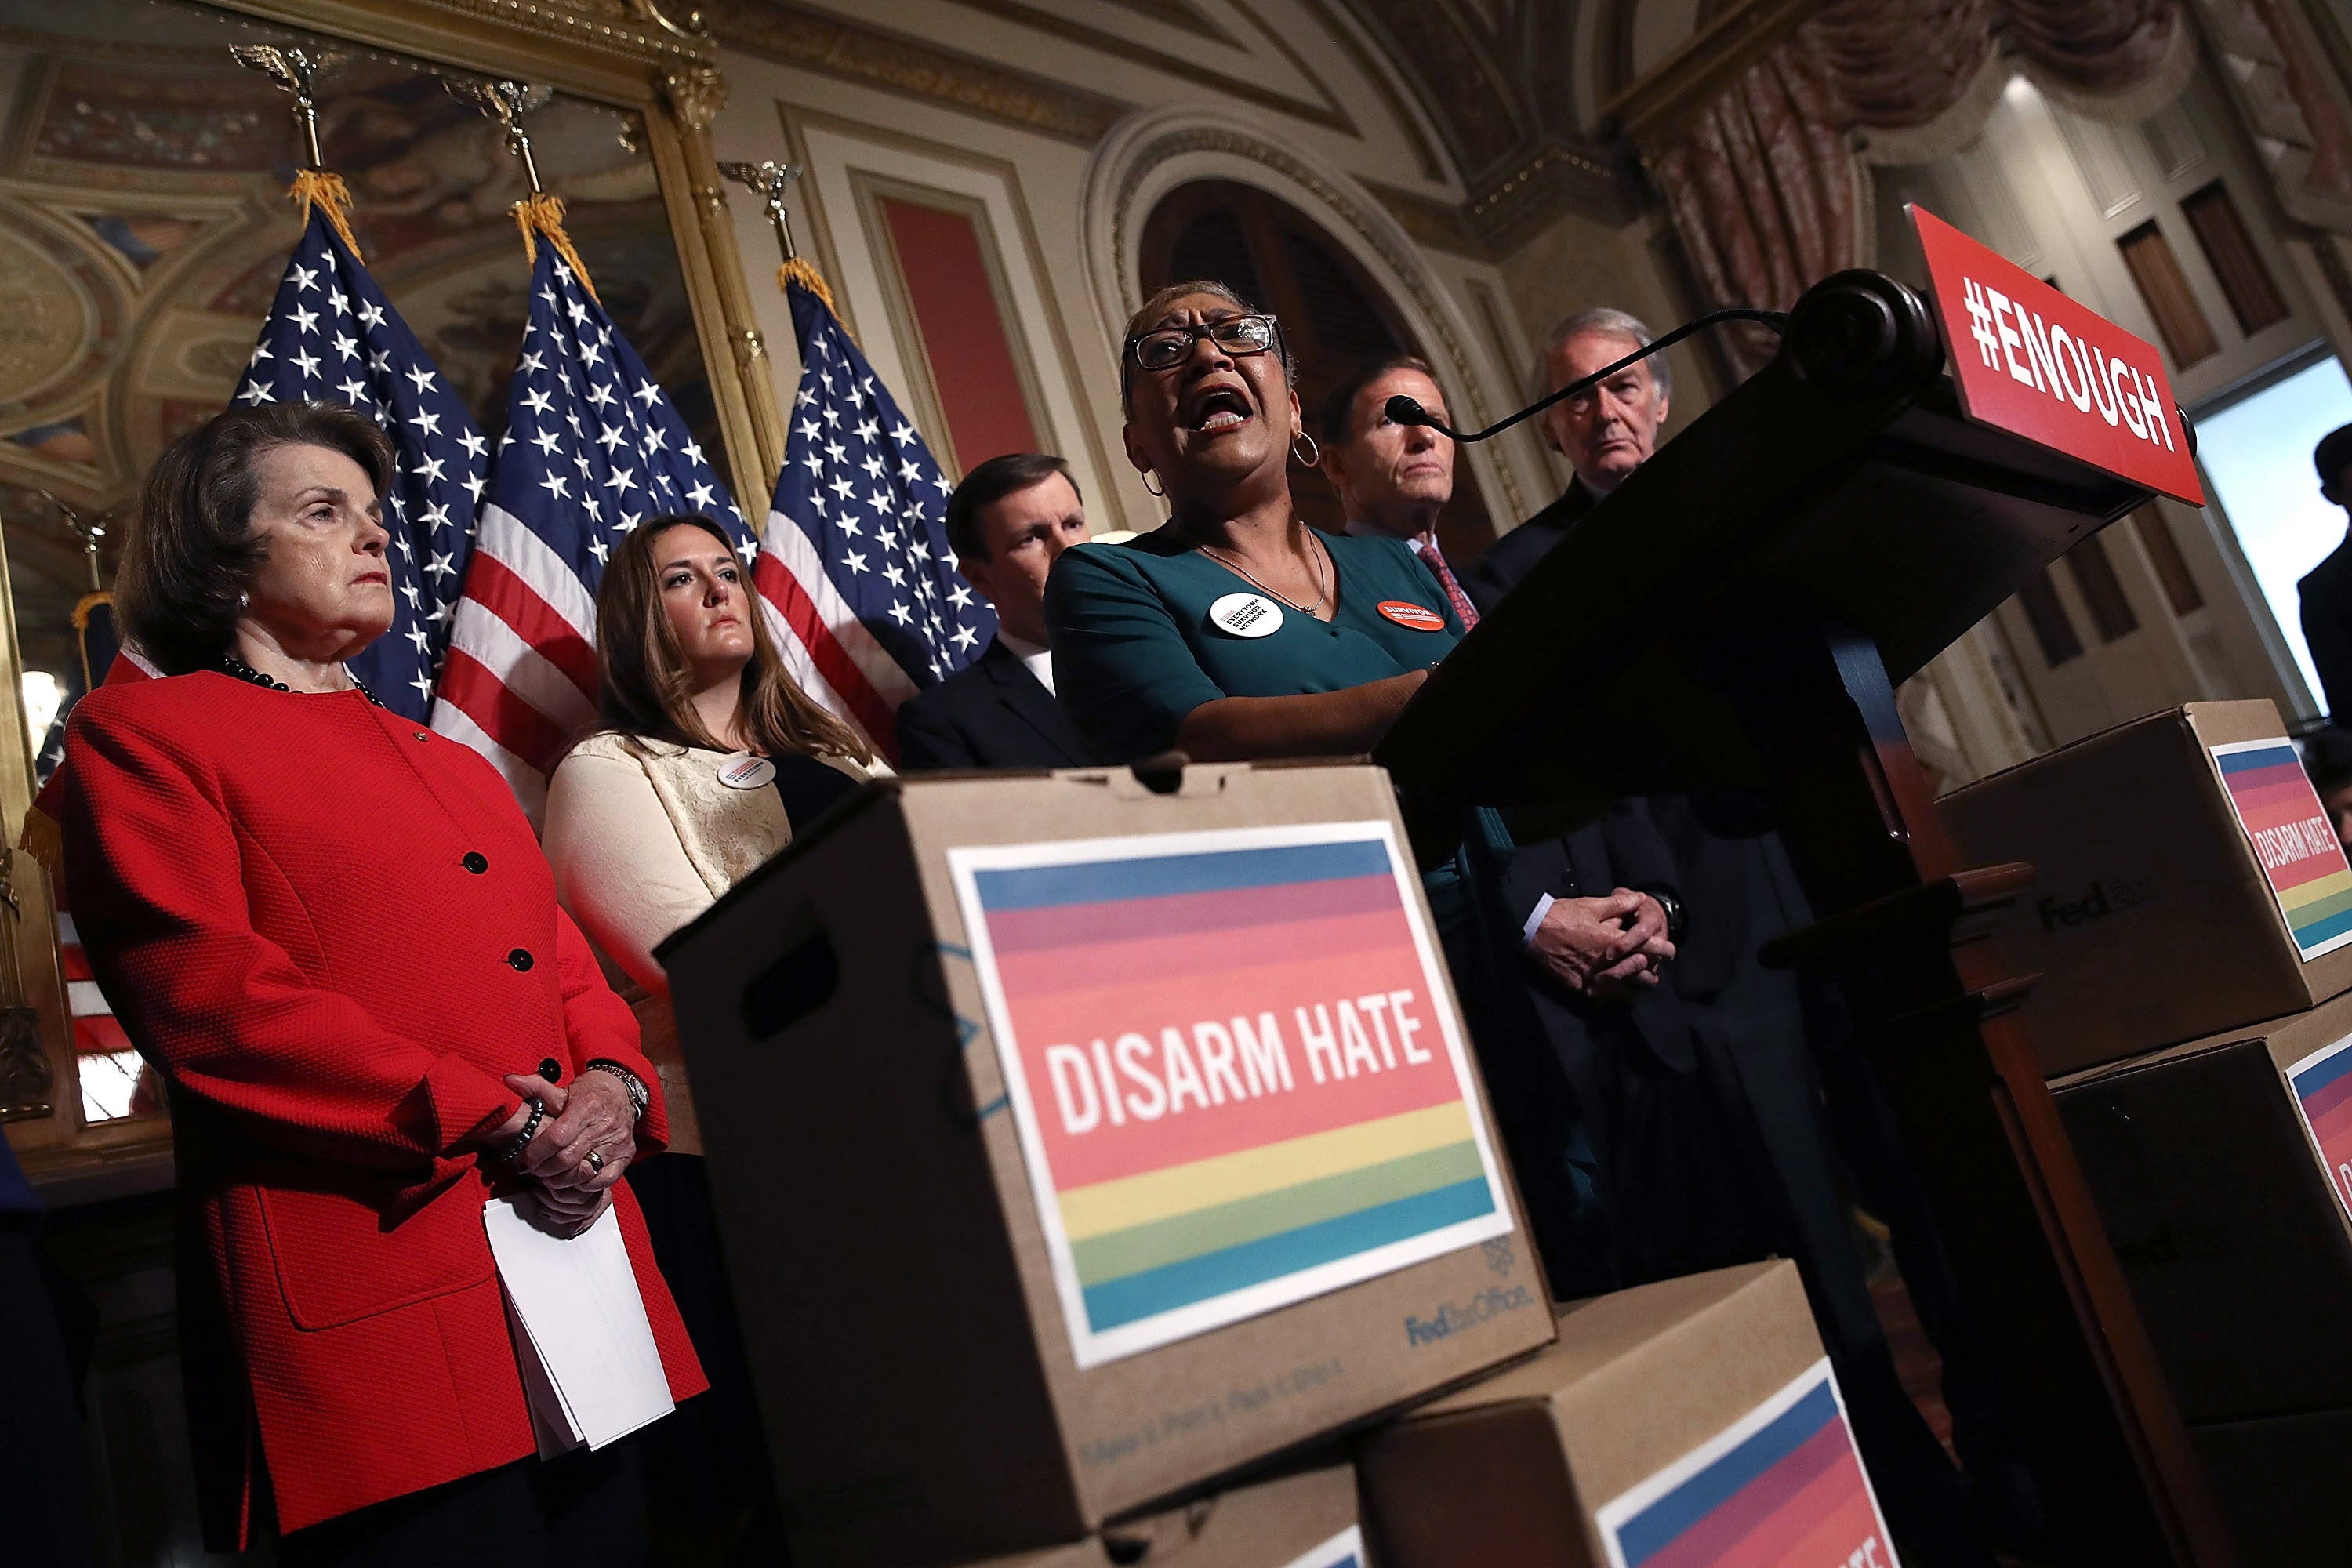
[[756, 282, 993, 756], [24, 637, 158, 1121], [430, 244, 755, 815], [233, 208, 487, 716]]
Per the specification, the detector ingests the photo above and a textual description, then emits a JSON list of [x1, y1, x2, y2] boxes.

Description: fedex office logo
[[2036, 874, 2159, 931], [1960, 275, 2176, 455]]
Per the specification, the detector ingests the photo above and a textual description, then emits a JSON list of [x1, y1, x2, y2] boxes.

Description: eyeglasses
[[1126, 314, 1282, 372]]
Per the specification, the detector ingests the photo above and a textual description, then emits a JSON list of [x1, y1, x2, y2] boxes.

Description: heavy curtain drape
[[1653, 0, 2180, 372]]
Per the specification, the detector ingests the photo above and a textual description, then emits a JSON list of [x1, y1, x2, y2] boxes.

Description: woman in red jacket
[[62, 401, 705, 1564]]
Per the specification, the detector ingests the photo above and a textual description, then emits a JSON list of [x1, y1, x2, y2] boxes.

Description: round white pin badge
[[1208, 592, 1283, 638], [717, 753, 777, 790]]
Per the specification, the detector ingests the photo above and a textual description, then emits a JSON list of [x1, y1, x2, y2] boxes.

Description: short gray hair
[[1530, 307, 1671, 404]]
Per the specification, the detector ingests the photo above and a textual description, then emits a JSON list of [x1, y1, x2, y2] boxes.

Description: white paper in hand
[[483, 1193, 675, 1457]]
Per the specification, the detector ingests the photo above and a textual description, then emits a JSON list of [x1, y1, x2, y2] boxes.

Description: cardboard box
[[2052, 991, 2352, 1424], [661, 763, 1552, 1567], [967, 1465, 1365, 1568], [1941, 701, 2352, 1075], [1357, 1261, 1896, 1568], [2189, 1410, 2352, 1568]]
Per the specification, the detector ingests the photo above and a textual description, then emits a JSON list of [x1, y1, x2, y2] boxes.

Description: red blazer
[[63, 673, 706, 1540]]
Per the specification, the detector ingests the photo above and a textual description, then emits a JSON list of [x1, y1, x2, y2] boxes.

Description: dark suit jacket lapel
[[980, 641, 1087, 764]]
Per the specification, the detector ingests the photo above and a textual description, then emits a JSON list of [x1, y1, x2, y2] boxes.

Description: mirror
[[0, 0, 766, 1171]]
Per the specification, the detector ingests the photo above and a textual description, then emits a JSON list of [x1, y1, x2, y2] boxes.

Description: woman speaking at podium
[[1045, 283, 1679, 1298], [1045, 281, 1465, 764], [60, 403, 704, 1562]]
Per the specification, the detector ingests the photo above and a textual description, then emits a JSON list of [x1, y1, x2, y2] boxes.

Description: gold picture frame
[[0, 0, 787, 1199]]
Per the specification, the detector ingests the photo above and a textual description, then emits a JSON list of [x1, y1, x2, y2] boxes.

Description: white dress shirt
[[997, 630, 1056, 695]]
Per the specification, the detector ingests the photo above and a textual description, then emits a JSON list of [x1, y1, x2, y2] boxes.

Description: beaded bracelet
[[501, 1097, 546, 1165]]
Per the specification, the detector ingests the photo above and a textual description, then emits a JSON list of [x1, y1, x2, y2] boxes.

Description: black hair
[[945, 452, 1080, 564], [2317, 424, 2352, 498], [1318, 354, 1439, 448]]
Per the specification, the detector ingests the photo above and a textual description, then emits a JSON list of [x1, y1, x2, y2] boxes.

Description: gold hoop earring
[[1142, 470, 1166, 497], [1291, 431, 1320, 469]]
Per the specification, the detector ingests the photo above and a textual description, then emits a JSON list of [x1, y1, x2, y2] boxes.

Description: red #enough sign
[[1911, 204, 2205, 506]]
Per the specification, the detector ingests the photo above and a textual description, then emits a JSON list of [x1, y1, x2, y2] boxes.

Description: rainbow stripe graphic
[[2288, 1036, 2352, 1222], [950, 822, 1512, 1367], [2213, 740, 2352, 959], [1279, 1526, 1365, 1568], [1598, 1361, 1894, 1568]]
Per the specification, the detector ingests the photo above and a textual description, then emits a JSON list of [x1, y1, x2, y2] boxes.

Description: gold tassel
[[16, 805, 60, 888], [289, 169, 364, 263], [512, 193, 601, 307], [778, 256, 839, 320]]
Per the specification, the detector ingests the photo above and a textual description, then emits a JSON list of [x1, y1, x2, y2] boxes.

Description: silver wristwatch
[[583, 1058, 649, 1123]]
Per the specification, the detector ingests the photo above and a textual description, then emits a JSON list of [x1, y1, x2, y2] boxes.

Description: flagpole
[[717, 159, 840, 321], [452, 79, 604, 304], [230, 45, 366, 262]]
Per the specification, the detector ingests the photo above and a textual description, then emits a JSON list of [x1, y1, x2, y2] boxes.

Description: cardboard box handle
[[739, 923, 840, 1040]]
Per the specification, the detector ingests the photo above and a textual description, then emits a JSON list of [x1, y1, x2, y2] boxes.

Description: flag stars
[[290, 263, 320, 292], [290, 304, 319, 334], [540, 472, 570, 501], [290, 348, 321, 379]]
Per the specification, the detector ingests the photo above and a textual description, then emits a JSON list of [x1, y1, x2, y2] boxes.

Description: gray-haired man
[[1461, 304, 2021, 1566], [1463, 307, 1671, 614]]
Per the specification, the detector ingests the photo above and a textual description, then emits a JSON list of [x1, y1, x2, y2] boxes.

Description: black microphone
[[1384, 307, 1790, 444]]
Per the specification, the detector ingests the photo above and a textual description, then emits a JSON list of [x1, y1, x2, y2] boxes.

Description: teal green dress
[[1044, 525, 1465, 763]]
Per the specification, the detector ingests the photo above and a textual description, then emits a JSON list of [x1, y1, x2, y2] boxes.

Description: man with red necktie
[[1320, 355, 1484, 630]]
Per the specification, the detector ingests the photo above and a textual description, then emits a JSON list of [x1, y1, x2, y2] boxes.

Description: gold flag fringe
[[16, 804, 60, 887], [778, 256, 838, 320], [513, 193, 601, 306], [289, 169, 365, 263]]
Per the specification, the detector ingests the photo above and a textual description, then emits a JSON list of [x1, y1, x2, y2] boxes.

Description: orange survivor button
[[1378, 600, 1446, 632]]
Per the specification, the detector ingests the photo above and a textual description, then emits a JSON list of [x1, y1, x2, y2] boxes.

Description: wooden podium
[[1375, 271, 2235, 1566]]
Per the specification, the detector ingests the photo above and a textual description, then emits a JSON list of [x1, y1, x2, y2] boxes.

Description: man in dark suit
[[1463, 306, 1668, 617], [1468, 308, 2009, 1566], [1317, 353, 1750, 1298], [2301, 424, 2352, 722], [897, 452, 1094, 770]]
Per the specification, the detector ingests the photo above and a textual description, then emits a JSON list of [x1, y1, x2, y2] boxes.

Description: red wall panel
[[880, 198, 1040, 474]]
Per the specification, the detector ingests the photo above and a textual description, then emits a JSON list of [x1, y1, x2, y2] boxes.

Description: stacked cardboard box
[[1945, 701, 2352, 1559], [664, 763, 1897, 1567], [1941, 701, 2352, 1076], [1361, 1261, 1896, 1568]]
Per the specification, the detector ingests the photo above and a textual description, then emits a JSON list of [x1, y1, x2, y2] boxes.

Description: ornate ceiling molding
[[702, 0, 1131, 145], [1328, 0, 1639, 237]]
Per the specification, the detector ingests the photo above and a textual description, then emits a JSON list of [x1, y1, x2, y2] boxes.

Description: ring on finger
[[586, 1149, 605, 1174]]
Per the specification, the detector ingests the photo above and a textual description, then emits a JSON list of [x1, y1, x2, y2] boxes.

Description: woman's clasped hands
[[486, 1070, 640, 1237]]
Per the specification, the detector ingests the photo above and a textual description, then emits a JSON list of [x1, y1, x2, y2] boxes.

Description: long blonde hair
[[592, 515, 872, 764]]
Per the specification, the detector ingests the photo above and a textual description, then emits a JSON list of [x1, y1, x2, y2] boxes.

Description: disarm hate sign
[[1910, 204, 2205, 506], [949, 822, 1515, 1368]]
